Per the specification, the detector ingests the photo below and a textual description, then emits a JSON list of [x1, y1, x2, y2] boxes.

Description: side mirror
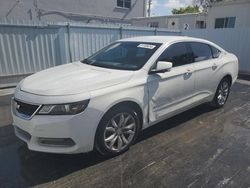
[[149, 61, 173, 74]]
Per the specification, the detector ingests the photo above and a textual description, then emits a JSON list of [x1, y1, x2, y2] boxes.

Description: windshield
[[81, 42, 162, 70]]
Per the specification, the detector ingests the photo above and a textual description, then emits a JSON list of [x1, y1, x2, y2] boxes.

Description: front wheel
[[95, 106, 140, 156], [210, 78, 231, 108]]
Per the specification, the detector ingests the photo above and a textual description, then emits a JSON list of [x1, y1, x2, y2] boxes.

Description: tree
[[172, 5, 200, 15], [192, 0, 223, 12]]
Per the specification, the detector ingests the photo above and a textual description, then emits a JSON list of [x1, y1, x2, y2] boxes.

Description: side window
[[210, 46, 221, 58], [190, 42, 213, 62], [158, 42, 192, 67]]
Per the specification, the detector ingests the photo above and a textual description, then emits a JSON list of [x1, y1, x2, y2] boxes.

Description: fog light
[[38, 138, 75, 147]]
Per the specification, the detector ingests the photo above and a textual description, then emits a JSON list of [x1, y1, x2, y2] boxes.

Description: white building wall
[[131, 13, 207, 30], [207, 0, 250, 28], [172, 14, 207, 30], [0, 0, 146, 23], [130, 16, 167, 28]]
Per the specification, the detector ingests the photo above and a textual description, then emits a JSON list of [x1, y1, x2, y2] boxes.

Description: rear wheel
[[95, 106, 140, 156], [210, 77, 231, 108]]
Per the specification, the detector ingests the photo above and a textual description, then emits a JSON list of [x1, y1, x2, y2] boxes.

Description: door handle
[[185, 69, 193, 75], [212, 63, 218, 70]]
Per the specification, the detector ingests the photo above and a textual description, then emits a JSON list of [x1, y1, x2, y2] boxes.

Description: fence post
[[57, 26, 66, 65], [154, 28, 157, 35], [67, 23, 73, 62], [119, 26, 123, 39]]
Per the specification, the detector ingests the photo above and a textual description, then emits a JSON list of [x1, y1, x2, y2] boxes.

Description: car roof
[[118, 36, 224, 51], [118, 36, 208, 44]]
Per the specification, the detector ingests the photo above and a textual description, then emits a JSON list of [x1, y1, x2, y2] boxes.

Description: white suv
[[12, 36, 239, 155]]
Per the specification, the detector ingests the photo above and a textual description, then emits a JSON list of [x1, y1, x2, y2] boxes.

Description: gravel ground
[[0, 81, 250, 188]]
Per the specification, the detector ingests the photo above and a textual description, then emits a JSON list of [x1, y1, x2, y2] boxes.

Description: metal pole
[[148, 0, 152, 17]]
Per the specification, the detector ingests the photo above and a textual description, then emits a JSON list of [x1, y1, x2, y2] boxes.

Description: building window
[[117, 0, 131, 8], [196, 21, 206, 29], [215, 17, 236, 29], [147, 22, 159, 28]]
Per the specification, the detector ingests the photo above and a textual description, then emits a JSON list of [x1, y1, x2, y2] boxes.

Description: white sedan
[[12, 36, 239, 155]]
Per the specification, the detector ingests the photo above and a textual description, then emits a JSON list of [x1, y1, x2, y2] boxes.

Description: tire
[[210, 77, 231, 108], [95, 105, 140, 156]]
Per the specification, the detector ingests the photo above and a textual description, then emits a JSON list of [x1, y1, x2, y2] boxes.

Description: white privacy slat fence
[[183, 28, 250, 75], [0, 21, 180, 87], [0, 20, 249, 88]]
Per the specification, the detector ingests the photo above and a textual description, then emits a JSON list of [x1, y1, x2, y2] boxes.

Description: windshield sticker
[[137, 44, 156, 49]]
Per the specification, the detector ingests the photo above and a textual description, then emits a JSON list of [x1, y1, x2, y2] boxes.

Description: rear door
[[190, 42, 222, 101]]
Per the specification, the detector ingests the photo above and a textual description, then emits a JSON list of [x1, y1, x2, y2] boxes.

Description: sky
[[149, 0, 194, 16]]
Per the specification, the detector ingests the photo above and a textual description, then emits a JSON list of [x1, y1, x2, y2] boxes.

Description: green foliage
[[192, 0, 224, 9], [172, 6, 200, 15]]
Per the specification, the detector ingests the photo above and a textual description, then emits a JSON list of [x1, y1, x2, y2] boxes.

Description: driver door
[[147, 42, 195, 123]]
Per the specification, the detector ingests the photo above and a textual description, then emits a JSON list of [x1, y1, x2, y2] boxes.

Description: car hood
[[20, 61, 134, 96]]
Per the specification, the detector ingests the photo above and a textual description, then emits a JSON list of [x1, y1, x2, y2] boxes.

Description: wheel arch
[[93, 100, 144, 154], [222, 74, 233, 86], [100, 100, 144, 131], [214, 74, 233, 94]]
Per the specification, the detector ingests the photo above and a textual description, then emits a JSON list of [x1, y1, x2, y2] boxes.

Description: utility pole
[[148, 0, 152, 17]]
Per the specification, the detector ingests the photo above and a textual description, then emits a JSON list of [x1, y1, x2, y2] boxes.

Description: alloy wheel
[[217, 81, 229, 106], [104, 113, 136, 152]]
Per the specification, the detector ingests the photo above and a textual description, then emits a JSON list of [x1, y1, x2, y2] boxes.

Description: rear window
[[211, 46, 221, 58]]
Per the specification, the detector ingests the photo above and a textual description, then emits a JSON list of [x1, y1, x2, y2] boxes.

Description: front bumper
[[12, 103, 102, 154]]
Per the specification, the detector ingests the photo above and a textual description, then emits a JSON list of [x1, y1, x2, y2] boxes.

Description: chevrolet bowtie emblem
[[16, 104, 20, 110]]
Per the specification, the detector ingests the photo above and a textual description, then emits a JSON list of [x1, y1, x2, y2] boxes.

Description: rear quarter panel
[[222, 53, 239, 85]]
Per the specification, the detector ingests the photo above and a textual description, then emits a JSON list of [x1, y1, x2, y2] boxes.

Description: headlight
[[38, 100, 90, 115]]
